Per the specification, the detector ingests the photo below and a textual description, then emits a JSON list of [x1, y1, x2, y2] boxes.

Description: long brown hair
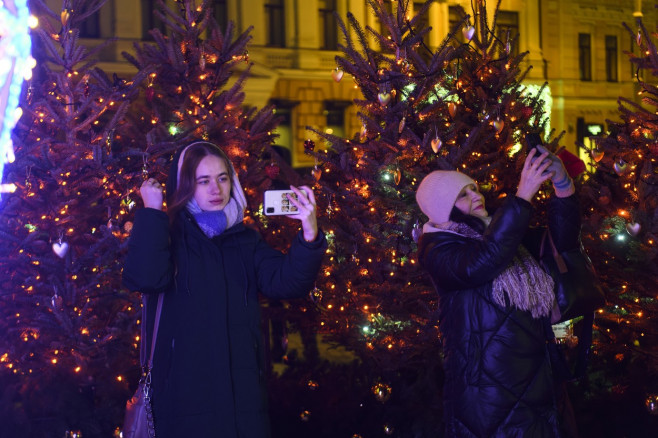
[[167, 142, 234, 222]]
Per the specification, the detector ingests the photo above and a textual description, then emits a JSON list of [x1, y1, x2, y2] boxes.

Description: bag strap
[[541, 229, 568, 274], [139, 293, 164, 371]]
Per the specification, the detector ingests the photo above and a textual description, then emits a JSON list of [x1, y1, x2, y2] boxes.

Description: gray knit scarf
[[445, 222, 555, 319]]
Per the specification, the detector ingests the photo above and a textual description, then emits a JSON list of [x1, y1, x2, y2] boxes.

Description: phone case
[[263, 190, 299, 215]]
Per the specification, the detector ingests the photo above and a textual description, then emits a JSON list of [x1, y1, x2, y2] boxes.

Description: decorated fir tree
[[0, 0, 283, 435], [0, 0, 139, 436], [269, 0, 556, 436], [571, 17, 658, 435]]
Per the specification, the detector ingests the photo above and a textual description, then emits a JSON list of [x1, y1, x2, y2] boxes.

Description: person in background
[[123, 141, 326, 438], [415, 147, 579, 437]]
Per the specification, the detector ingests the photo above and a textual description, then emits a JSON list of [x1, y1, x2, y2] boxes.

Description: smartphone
[[525, 132, 543, 152], [263, 190, 299, 215]]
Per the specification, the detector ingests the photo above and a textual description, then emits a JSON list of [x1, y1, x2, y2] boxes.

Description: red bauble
[[521, 106, 533, 118], [304, 139, 316, 151], [265, 162, 280, 179]]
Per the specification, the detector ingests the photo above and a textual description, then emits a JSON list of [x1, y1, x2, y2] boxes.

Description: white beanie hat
[[415, 170, 477, 224]]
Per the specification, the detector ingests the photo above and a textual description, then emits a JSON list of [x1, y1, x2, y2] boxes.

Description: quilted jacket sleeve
[[419, 196, 532, 293], [254, 231, 327, 299], [122, 208, 174, 294]]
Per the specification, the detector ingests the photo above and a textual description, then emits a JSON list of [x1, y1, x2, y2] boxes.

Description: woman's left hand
[[286, 185, 318, 242]]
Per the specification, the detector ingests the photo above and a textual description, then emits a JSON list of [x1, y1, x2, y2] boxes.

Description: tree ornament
[[304, 139, 316, 151], [411, 221, 422, 243], [626, 222, 641, 236], [311, 165, 322, 181], [591, 149, 604, 162], [431, 137, 442, 153], [493, 118, 504, 133], [61, 9, 71, 27], [378, 92, 391, 105], [393, 166, 402, 185], [521, 106, 533, 118], [372, 382, 392, 403], [199, 47, 206, 71], [637, 28, 642, 46], [52, 239, 69, 258], [309, 286, 323, 303], [384, 425, 394, 435], [51, 293, 63, 310], [124, 221, 134, 233], [463, 25, 475, 41], [448, 102, 457, 118], [360, 125, 367, 141], [142, 156, 150, 181], [331, 67, 344, 82], [300, 410, 311, 422], [613, 159, 629, 176], [398, 117, 406, 133], [265, 162, 280, 179], [122, 195, 136, 211], [646, 394, 658, 415], [145, 85, 155, 103], [307, 380, 319, 390]]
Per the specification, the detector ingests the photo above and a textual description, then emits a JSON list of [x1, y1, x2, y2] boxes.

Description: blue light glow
[[0, 0, 35, 197]]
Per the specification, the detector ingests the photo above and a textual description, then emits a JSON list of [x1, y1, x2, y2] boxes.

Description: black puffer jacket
[[418, 194, 580, 438], [122, 207, 326, 438]]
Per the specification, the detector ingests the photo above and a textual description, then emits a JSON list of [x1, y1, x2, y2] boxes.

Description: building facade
[[60, 0, 655, 167]]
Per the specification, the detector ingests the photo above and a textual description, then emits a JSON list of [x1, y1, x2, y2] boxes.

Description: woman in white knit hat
[[416, 147, 579, 438]]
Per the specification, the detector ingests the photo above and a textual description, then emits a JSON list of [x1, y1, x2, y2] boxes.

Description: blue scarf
[[186, 198, 228, 238]]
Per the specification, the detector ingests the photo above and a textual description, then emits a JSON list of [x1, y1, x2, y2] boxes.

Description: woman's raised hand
[[286, 185, 318, 242], [516, 149, 553, 202], [140, 178, 164, 210]]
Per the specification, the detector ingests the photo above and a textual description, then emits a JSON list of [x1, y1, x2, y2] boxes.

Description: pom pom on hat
[[416, 170, 477, 224]]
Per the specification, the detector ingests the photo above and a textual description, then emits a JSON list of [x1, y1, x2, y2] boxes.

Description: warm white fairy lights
[[0, 0, 36, 196]]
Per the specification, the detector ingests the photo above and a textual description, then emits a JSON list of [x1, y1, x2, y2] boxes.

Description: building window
[[142, 0, 166, 40], [265, 0, 286, 47], [213, 0, 228, 30], [449, 5, 467, 45], [324, 101, 350, 138], [579, 33, 592, 81], [496, 11, 519, 56], [270, 100, 297, 151], [605, 35, 618, 82], [319, 0, 338, 50], [79, 11, 100, 38]]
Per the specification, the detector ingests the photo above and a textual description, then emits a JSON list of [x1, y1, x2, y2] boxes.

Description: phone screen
[[263, 190, 298, 215]]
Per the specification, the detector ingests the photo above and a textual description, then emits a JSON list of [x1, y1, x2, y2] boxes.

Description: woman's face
[[454, 184, 488, 219], [193, 155, 231, 211]]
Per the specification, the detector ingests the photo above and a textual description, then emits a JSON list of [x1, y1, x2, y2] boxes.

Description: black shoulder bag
[[540, 230, 605, 380]]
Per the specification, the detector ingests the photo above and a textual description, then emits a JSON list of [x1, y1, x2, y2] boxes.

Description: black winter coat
[[418, 195, 580, 438], [122, 207, 326, 438]]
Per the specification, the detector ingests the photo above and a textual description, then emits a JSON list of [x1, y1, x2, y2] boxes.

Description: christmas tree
[[0, 0, 139, 436], [570, 17, 658, 435], [0, 0, 283, 436], [268, 0, 556, 436]]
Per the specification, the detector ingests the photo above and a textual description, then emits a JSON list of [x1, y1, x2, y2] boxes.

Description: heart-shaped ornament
[[431, 137, 442, 153], [614, 160, 629, 176], [311, 166, 322, 181], [626, 222, 641, 236], [493, 118, 504, 133], [52, 241, 69, 258], [591, 149, 604, 162], [463, 25, 475, 41], [378, 92, 391, 105], [331, 68, 344, 82]]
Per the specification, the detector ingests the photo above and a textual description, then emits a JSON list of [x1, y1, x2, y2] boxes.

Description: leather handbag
[[540, 230, 605, 323], [123, 294, 163, 438]]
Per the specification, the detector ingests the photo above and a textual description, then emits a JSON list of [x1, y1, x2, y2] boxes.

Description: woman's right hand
[[516, 149, 553, 202], [140, 178, 164, 210]]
